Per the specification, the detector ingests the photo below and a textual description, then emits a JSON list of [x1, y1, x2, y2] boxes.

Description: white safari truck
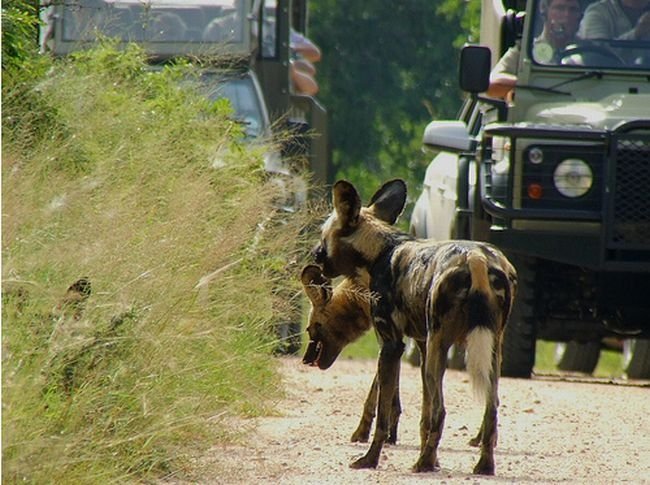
[[411, 0, 650, 378]]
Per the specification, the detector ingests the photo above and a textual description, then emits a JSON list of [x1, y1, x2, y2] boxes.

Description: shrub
[[2, 43, 314, 482]]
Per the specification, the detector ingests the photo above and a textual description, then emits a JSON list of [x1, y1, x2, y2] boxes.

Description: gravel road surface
[[181, 357, 650, 484]]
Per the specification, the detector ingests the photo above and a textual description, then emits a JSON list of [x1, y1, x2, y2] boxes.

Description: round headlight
[[528, 147, 544, 164], [553, 159, 593, 198]]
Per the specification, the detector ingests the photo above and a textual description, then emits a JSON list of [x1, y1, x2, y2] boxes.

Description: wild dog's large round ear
[[300, 265, 332, 306], [368, 179, 407, 224], [332, 180, 361, 227]]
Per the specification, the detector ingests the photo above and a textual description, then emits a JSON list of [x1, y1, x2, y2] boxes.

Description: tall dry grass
[[2, 43, 319, 482]]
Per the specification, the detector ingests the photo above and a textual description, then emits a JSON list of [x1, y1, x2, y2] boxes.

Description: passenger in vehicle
[[150, 12, 187, 41], [289, 29, 322, 95], [487, 0, 582, 99], [578, 0, 650, 40], [202, 0, 244, 43]]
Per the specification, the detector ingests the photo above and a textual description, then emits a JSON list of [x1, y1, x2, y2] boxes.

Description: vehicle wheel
[[447, 344, 466, 370], [623, 339, 650, 379], [501, 255, 537, 378], [554, 341, 601, 374]]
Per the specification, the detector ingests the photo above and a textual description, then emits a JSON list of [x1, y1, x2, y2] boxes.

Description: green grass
[[534, 341, 623, 378], [337, 336, 623, 378], [2, 44, 317, 483], [340, 329, 381, 360]]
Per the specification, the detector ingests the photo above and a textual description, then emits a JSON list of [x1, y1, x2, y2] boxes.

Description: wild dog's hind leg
[[413, 332, 448, 473], [350, 339, 404, 469], [472, 344, 500, 475], [351, 374, 377, 443], [469, 422, 484, 447], [415, 339, 433, 452]]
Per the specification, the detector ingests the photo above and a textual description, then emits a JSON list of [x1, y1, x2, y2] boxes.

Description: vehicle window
[[261, 0, 277, 57], [61, 0, 245, 44], [203, 76, 265, 139], [529, 0, 650, 69]]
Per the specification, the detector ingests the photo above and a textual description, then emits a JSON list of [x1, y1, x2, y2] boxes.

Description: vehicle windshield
[[60, 0, 246, 44], [529, 0, 650, 70]]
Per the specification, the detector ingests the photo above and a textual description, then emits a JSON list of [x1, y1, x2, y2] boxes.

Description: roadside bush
[[2, 43, 313, 483]]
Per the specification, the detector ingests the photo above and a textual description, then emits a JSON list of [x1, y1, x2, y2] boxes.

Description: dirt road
[[187, 357, 650, 484]]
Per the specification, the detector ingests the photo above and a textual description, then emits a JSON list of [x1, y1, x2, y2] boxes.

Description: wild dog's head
[[313, 179, 407, 278], [300, 265, 372, 369]]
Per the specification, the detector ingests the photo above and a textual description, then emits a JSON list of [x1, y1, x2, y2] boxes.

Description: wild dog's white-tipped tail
[[465, 327, 495, 402]]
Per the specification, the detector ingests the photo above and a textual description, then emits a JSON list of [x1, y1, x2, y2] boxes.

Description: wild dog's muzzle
[[302, 338, 324, 367], [302, 323, 341, 370], [312, 243, 327, 266]]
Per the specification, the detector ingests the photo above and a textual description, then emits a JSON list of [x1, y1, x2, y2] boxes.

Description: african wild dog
[[300, 265, 401, 444], [313, 179, 517, 475]]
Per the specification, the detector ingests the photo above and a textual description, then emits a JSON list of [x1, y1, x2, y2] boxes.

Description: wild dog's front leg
[[350, 374, 377, 443], [388, 369, 401, 444], [350, 367, 402, 445], [350, 339, 404, 469]]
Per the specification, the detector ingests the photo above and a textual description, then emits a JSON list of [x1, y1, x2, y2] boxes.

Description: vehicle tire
[[623, 339, 650, 379], [554, 341, 601, 374], [501, 255, 537, 378], [447, 344, 466, 370]]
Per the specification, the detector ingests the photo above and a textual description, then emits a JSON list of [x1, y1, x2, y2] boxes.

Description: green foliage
[[2, 43, 314, 483], [437, 0, 482, 46], [1, 0, 40, 71], [309, 0, 473, 200]]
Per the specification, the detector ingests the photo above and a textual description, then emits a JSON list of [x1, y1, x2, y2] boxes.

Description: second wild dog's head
[[301, 265, 372, 370], [313, 179, 407, 278]]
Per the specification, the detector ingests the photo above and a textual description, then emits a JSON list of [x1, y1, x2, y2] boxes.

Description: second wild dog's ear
[[301, 265, 332, 306], [332, 180, 361, 228], [368, 179, 407, 224]]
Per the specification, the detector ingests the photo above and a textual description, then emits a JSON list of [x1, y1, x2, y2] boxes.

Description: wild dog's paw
[[469, 433, 481, 447], [473, 456, 495, 475], [350, 426, 370, 443], [349, 453, 379, 469], [411, 456, 440, 473]]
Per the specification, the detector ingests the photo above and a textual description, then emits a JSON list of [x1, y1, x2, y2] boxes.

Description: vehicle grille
[[608, 132, 650, 251]]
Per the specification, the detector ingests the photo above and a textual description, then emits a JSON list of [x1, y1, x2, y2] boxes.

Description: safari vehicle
[[39, 0, 325, 353], [39, 0, 329, 185], [410, 0, 650, 378]]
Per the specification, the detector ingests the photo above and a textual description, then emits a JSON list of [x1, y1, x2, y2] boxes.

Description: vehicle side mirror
[[422, 120, 472, 154], [459, 45, 491, 94]]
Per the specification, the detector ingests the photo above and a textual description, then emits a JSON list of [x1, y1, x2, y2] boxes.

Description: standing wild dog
[[313, 179, 517, 475], [300, 265, 401, 444]]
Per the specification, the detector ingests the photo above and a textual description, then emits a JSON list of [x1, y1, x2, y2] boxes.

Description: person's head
[[540, 0, 582, 48], [151, 12, 187, 41]]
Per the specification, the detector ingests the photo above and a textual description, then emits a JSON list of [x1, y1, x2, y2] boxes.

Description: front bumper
[[480, 122, 650, 272]]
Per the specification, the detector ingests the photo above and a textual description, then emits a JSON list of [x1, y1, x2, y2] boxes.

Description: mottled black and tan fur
[[313, 179, 517, 476], [301, 265, 401, 444]]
